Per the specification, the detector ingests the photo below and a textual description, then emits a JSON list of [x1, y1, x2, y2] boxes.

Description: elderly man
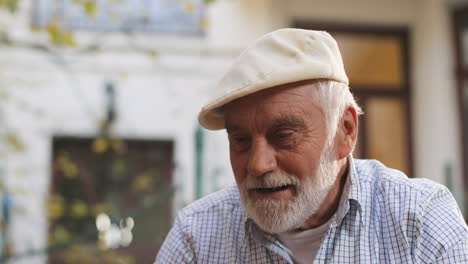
[[155, 28, 468, 263]]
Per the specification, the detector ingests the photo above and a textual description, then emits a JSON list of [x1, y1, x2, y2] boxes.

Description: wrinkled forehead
[[221, 80, 322, 115], [222, 80, 325, 130]]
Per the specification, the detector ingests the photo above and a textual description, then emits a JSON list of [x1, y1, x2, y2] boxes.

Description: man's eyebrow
[[272, 116, 306, 128]]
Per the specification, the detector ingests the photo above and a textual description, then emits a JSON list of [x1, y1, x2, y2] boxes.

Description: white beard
[[238, 140, 342, 234]]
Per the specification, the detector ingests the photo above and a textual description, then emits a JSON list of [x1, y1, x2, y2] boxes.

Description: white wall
[[412, 0, 464, 206], [207, 0, 273, 48]]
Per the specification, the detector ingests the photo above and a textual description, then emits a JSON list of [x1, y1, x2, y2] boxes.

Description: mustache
[[243, 171, 300, 189]]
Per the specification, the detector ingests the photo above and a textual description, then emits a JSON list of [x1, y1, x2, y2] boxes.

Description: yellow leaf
[[92, 203, 113, 216], [48, 203, 64, 220], [148, 50, 159, 57], [62, 32, 77, 47], [52, 226, 71, 243], [63, 162, 78, 179], [199, 17, 209, 29], [183, 1, 195, 13], [57, 153, 79, 178], [47, 195, 65, 220], [5, 132, 25, 152], [132, 173, 154, 192], [83, 1, 97, 17], [70, 200, 88, 218], [46, 21, 62, 45], [92, 137, 108, 153]]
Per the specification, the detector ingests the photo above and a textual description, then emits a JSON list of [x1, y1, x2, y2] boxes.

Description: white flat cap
[[198, 28, 348, 130]]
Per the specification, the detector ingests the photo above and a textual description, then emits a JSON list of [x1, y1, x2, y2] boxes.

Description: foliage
[[0, 0, 18, 13], [0, 0, 218, 262], [0, 0, 217, 49]]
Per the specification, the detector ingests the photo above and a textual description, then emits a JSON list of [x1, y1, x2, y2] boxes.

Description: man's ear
[[335, 106, 358, 159]]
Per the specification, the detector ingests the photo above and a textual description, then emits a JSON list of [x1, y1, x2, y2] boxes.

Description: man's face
[[223, 81, 342, 233]]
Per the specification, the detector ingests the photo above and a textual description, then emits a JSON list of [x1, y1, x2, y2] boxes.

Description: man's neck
[[299, 159, 349, 229]]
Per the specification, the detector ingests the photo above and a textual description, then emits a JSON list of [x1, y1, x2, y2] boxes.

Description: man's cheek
[[231, 163, 246, 184]]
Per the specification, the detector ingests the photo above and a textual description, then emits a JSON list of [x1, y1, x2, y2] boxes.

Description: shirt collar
[[348, 155, 363, 207], [331, 155, 364, 228]]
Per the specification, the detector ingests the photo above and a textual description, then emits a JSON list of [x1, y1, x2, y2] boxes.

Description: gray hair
[[313, 80, 363, 145]]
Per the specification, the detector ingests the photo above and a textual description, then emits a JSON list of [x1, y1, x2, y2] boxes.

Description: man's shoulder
[[156, 186, 248, 263], [353, 158, 446, 199], [352, 159, 467, 262], [178, 185, 244, 220], [352, 159, 455, 216]]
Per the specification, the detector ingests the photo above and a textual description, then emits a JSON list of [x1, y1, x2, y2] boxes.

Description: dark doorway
[[48, 136, 173, 263]]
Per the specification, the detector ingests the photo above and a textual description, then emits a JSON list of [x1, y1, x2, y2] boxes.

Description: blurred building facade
[[1, 0, 467, 263]]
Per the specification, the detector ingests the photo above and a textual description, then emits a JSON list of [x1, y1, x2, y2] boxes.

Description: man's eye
[[234, 137, 249, 143], [276, 130, 295, 139], [229, 135, 251, 152], [230, 135, 250, 144], [277, 132, 293, 139]]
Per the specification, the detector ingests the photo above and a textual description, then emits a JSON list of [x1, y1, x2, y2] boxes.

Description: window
[[34, 0, 206, 34], [295, 22, 413, 176]]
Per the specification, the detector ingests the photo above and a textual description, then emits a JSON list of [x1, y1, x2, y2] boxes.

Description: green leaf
[[0, 0, 19, 13], [148, 49, 159, 57], [204, 0, 216, 4]]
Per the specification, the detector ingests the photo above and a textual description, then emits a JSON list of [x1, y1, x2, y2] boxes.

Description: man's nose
[[247, 140, 277, 177]]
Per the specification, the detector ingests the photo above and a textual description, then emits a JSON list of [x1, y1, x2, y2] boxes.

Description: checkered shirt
[[155, 159, 468, 263]]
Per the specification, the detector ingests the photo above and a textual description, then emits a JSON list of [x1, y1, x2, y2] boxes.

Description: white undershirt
[[277, 217, 332, 264], [277, 160, 352, 264]]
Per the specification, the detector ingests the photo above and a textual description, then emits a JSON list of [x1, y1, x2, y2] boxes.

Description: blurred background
[[0, 0, 467, 263]]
